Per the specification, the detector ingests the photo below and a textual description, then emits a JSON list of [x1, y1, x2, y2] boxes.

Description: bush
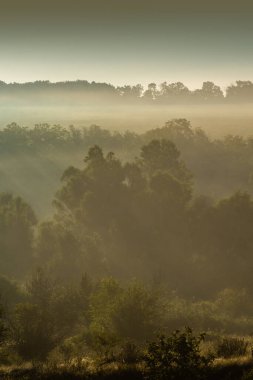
[[144, 327, 213, 380], [215, 337, 249, 358], [12, 303, 58, 362]]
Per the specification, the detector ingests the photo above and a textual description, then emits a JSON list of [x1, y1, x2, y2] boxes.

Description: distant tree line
[[1, 79, 253, 104]]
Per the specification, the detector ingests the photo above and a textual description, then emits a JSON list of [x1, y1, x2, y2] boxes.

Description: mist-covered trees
[[226, 81, 253, 102], [2, 128, 253, 295], [0, 79, 252, 105], [189, 192, 253, 293], [87, 278, 163, 346], [0, 194, 36, 277], [13, 302, 57, 362], [19, 134, 251, 296], [11, 269, 90, 362], [44, 139, 253, 295], [0, 301, 6, 346], [40, 138, 192, 282], [2, 119, 253, 219], [2, 120, 253, 300], [193, 81, 224, 102]]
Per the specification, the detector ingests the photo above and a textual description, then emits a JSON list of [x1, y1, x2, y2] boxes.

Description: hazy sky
[[1, 0, 253, 89]]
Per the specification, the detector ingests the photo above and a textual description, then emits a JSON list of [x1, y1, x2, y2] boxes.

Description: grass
[[1, 334, 253, 380], [1, 359, 253, 380]]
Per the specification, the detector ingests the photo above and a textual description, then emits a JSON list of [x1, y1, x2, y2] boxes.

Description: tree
[[86, 279, 163, 349], [140, 139, 192, 183], [117, 84, 143, 101], [188, 191, 253, 293], [85, 278, 122, 353], [226, 81, 253, 101], [12, 302, 57, 362], [112, 282, 164, 342], [193, 82, 224, 102], [12, 269, 85, 361], [41, 141, 193, 282], [26, 268, 54, 308], [0, 193, 37, 277], [143, 83, 158, 101], [159, 82, 190, 103]]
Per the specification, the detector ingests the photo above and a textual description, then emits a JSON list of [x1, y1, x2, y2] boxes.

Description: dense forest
[[1, 119, 253, 216], [2, 120, 253, 379]]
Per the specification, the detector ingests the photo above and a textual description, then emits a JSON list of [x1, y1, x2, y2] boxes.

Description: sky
[[0, 0, 253, 89]]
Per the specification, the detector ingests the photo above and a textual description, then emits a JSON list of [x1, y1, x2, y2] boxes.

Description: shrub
[[215, 337, 249, 358], [144, 327, 213, 380], [12, 303, 58, 362]]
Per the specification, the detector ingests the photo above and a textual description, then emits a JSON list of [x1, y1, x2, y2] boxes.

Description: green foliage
[[85, 278, 122, 353], [48, 139, 193, 284], [83, 279, 164, 357], [4, 121, 253, 370], [112, 282, 164, 342], [0, 193, 37, 278], [2, 121, 253, 297], [26, 268, 54, 307], [140, 138, 191, 183], [11, 269, 89, 362], [26, 269, 86, 335], [144, 328, 213, 380], [12, 302, 57, 361]]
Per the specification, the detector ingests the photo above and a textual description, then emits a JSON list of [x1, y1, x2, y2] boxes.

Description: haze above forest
[[1, 79, 253, 136]]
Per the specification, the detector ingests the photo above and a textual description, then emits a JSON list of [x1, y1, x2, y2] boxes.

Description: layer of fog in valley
[[1, 103, 253, 138], [1, 79, 253, 137]]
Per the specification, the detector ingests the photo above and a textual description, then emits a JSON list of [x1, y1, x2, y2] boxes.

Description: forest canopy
[[1, 120, 253, 298]]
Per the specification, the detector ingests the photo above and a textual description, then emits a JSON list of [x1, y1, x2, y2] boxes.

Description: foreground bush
[[144, 327, 213, 380]]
